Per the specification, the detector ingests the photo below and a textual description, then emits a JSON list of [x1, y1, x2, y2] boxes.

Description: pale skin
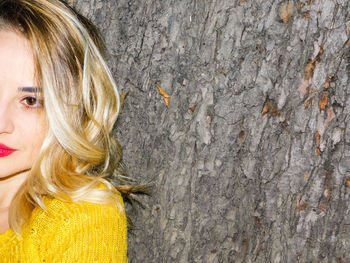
[[0, 30, 46, 233]]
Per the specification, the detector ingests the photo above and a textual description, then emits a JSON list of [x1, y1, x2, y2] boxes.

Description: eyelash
[[21, 96, 44, 110]]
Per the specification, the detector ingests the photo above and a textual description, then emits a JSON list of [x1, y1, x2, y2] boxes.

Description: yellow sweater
[[0, 193, 128, 263]]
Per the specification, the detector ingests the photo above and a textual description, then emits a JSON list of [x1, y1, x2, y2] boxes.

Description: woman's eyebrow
[[17, 87, 42, 93]]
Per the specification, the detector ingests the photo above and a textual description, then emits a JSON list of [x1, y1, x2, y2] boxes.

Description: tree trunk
[[70, 0, 350, 262]]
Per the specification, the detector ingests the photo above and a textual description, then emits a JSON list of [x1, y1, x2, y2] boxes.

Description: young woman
[[0, 0, 130, 261]]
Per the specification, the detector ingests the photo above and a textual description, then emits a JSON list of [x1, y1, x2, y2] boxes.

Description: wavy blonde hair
[[0, 0, 135, 234]]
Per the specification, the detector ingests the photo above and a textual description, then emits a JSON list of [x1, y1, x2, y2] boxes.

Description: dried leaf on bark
[[189, 105, 197, 113], [297, 197, 307, 211], [319, 91, 328, 110], [155, 83, 171, 107], [315, 129, 321, 147], [280, 1, 294, 24]]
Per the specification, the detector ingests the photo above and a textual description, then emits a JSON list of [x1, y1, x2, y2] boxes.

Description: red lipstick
[[0, 143, 17, 157]]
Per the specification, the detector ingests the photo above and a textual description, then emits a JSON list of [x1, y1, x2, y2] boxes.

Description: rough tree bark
[[70, 0, 350, 262]]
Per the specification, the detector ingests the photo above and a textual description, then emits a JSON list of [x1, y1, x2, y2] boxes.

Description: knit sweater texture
[[0, 192, 128, 262]]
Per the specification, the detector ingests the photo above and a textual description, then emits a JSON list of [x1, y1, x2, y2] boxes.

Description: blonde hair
[[0, 0, 134, 233]]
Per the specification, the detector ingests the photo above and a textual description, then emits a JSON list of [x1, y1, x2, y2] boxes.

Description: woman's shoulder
[[43, 189, 125, 219], [24, 190, 126, 237], [19, 190, 128, 262]]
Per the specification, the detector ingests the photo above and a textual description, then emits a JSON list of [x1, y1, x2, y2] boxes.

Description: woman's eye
[[22, 96, 43, 109], [24, 97, 37, 106]]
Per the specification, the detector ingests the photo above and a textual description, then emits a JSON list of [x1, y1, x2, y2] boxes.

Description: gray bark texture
[[70, 0, 350, 262]]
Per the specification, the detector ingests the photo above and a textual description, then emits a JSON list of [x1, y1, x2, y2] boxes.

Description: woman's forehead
[[0, 30, 36, 90]]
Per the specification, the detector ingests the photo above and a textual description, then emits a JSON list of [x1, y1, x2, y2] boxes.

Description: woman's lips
[[0, 143, 17, 157]]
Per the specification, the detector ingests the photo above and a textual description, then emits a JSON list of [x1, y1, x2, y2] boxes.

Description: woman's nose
[[0, 105, 14, 134]]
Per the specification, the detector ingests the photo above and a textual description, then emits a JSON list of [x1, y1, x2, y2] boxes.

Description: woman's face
[[0, 30, 46, 179]]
